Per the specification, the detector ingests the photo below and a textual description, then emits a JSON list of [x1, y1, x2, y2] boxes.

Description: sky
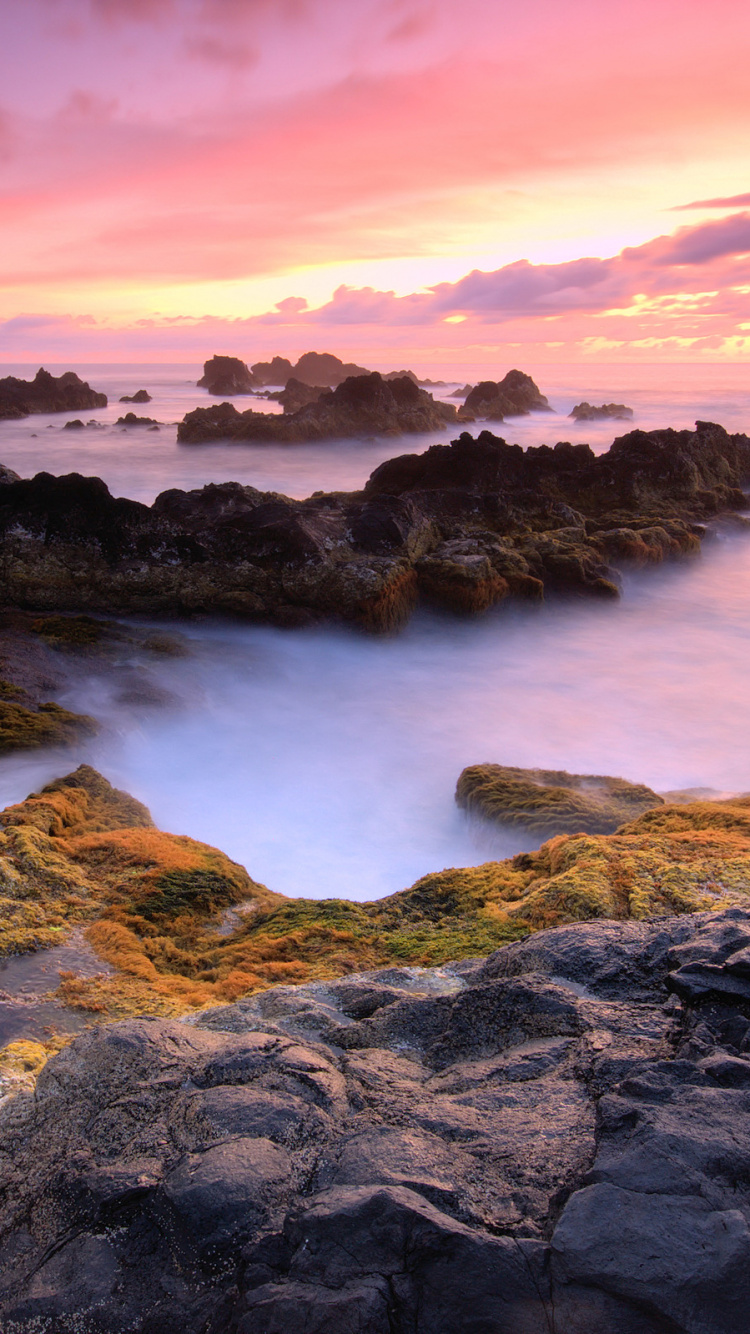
[[2, 0, 750, 366]]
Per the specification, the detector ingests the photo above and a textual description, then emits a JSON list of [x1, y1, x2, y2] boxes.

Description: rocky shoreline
[[0, 420, 745, 630], [2, 906, 750, 1331]]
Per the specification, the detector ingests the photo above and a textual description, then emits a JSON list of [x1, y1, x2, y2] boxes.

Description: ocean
[[0, 359, 748, 902]]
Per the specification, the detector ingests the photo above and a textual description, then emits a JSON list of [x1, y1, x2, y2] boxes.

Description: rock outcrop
[[3, 906, 750, 1331], [456, 763, 664, 834], [463, 369, 552, 420], [275, 377, 328, 414], [570, 401, 634, 422], [0, 369, 107, 420], [250, 356, 295, 386], [178, 372, 458, 444], [118, 389, 152, 404], [198, 356, 259, 395], [0, 420, 745, 629]]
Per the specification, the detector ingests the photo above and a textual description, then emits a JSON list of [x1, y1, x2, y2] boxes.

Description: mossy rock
[[31, 614, 115, 648], [456, 763, 664, 835], [0, 699, 97, 753]]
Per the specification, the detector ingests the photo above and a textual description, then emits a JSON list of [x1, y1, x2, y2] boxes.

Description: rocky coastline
[[0, 369, 107, 421], [0, 420, 744, 630]]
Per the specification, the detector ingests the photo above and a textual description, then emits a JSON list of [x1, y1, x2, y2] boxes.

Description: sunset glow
[[3, 0, 750, 363]]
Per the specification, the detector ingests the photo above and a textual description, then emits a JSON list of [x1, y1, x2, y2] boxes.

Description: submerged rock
[[463, 369, 552, 419], [456, 763, 664, 834], [3, 907, 750, 1330], [571, 401, 634, 421], [0, 368, 107, 420]]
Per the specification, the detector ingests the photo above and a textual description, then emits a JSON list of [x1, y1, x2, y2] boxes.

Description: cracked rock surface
[[2, 908, 750, 1331]]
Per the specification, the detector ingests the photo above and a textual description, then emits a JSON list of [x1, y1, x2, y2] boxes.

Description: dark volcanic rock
[[118, 389, 152, 403], [463, 369, 552, 420], [115, 412, 159, 426], [291, 351, 370, 386], [250, 355, 295, 386], [198, 355, 259, 395], [177, 372, 458, 444], [0, 368, 107, 420], [0, 420, 746, 628], [571, 401, 634, 422], [277, 377, 328, 413], [3, 907, 750, 1332]]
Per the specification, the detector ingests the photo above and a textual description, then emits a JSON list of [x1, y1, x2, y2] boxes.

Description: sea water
[[0, 361, 748, 902]]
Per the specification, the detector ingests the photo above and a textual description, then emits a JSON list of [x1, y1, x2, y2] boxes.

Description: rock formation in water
[[249, 355, 295, 386], [275, 377, 329, 414], [0, 369, 107, 420], [2, 903, 750, 1332], [115, 412, 160, 426], [118, 389, 152, 404], [456, 763, 664, 834], [463, 369, 553, 420], [198, 356, 259, 395], [178, 372, 457, 444], [570, 401, 634, 421], [0, 420, 745, 630]]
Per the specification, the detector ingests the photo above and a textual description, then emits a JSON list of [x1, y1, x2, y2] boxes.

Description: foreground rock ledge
[[2, 907, 750, 1332]]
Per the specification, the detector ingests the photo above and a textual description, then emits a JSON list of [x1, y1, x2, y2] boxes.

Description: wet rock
[[570, 401, 633, 421], [0, 368, 107, 420], [118, 389, 152, 403], [198, 355, 259, 394], [456, 762, 664, 835]]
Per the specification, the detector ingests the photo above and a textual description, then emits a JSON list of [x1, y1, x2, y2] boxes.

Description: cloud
[[671, 191, 750, 210], [184, 35, 258, 68]]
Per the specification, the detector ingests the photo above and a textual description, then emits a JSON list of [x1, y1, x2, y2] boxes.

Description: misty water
[[0, 362, 749, 904]]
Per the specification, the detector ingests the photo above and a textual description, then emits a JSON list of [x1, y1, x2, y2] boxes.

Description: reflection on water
[[0, 933, 112, 1045], [1, 525, 749, 903]]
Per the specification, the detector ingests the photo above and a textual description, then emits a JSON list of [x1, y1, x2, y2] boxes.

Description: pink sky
[[3, 0, 750, 364]]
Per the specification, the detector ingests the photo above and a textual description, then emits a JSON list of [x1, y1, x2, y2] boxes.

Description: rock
[[0, 369, 107, 420], [118, 389, 151, 403], [570, 401, 634, 421], [250, 355, 295, 386], [463, 369, 552, 419], [290, 351, 371, 386], [115, 412, 159, 426], [177, 372, 458, 444], [4, 907, 750, 1329], [277, 377, 328, 414], [197, 355, 259, 394], [456, 763, 664, 835], [448, 383, 473, 398], [62, 418, 85, 430], [0, 421, 746, 631], [0, 698, 97, 754]]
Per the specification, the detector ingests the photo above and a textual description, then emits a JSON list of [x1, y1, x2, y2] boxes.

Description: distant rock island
[[197, 352, 446, 395], [570, 401, 634, 421], [0, 368, 107, 420], [462, 369, 553, 419], [180, 371, 459, 444], [118, 388, 152, 404]]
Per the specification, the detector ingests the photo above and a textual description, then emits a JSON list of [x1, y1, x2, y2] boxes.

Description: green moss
[[0, 700, 98, 753], [31, 614, 115, 648], [456, 763, 664, 835], [138, 868, 248, 919]]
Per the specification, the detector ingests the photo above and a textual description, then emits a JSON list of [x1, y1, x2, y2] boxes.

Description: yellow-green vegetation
[[456, 762, 664, 835], [0, 698, 97, 753], [2, 767, 750, 1028], [0, 1040, 51, 1099], [31, 614, 116, 649]]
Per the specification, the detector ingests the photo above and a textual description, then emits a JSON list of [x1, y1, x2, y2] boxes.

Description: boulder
[[0, 369, 107, 419], [198, 355, 259, 395], [456, 763, 664, 835], [463, 369, 552, 419]]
